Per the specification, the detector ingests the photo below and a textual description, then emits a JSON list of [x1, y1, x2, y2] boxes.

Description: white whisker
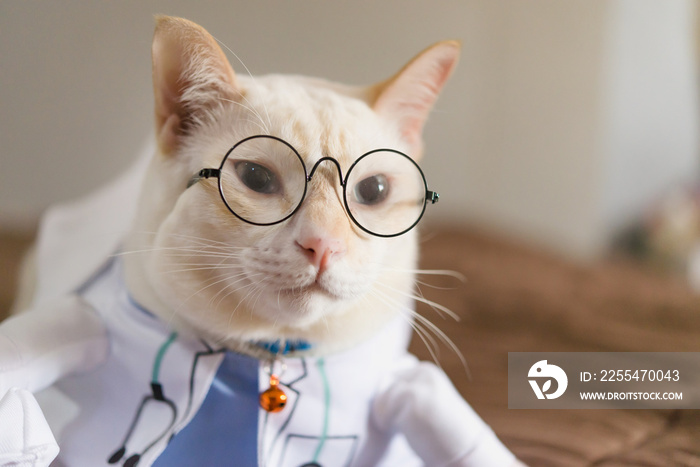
[[414, 279, 460, 291], [240, 116, 268, 134], [211, 36, 273, 132], [165, 265, 243, 275], [370, 285, 469, 377], [116, 244, 245, 258], [128, 230, 234, 247], [379, 266, 467, 283], [366, 290, 442, 367], [161, 252, 244, 259], [209, 273, 261, 310], [375, 281, 460, 321], [218, 97, 270, 134]]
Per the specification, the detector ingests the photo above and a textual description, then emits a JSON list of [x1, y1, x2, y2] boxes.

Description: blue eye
[[234, 161, 280, 194], [354, 174, 389, 205]]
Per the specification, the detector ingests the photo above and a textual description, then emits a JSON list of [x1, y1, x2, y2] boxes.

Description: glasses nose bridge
[[306, 156, 346, 187]]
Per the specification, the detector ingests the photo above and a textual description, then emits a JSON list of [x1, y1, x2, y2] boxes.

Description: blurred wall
[[1, 1, 697, 260], [601, 0, 699, 238]]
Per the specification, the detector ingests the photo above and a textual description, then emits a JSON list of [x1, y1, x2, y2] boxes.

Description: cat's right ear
[[152, 16, 239, 155], [371, 41, 460, 159]]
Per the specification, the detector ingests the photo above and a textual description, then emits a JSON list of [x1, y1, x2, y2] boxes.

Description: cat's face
[[124, 17, 459, 353]]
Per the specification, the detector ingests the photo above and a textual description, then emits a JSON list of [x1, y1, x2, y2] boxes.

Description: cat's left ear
[[372, 41, 460, 159], [152, 16, 239, 155]]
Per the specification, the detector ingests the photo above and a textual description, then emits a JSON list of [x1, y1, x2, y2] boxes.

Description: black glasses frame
[[187, 135, 440, 238]]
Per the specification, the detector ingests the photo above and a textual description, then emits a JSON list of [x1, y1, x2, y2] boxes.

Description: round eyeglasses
[[187, 135, 439, 238]]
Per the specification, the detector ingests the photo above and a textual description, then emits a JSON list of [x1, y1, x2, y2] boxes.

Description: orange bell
[[260, 374, 287, 413]]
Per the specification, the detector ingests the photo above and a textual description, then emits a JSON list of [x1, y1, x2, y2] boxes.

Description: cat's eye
[[188, 135, 439, 237], [234, 161, 281, 195], [353, 175, 389, 205]]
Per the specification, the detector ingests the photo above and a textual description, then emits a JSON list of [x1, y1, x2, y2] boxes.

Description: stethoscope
[[107, 332, 331, 467], [107, 332, 221, 467]]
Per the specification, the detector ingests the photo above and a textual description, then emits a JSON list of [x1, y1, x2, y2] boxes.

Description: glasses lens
[[345, 150, 427, 236], [219, 136, 306, 225]]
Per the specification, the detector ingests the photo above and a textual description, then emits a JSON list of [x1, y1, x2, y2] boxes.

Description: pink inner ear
[[373, 42, 460, 152]]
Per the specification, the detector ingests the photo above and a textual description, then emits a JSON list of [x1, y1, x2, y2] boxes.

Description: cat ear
[[372, 41, 460, 158], [152, 16, 239, 154]]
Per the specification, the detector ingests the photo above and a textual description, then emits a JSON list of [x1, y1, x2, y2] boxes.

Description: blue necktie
[[153, 351, 259, 466]]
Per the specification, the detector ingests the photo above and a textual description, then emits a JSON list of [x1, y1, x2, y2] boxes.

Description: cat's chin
[[256, 283, 350, 328]]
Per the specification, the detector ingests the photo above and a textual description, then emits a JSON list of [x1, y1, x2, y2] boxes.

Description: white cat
[[0, 16, 520, 467]]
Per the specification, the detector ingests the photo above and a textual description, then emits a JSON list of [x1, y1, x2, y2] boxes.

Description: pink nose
[[296, 235, 345, 273]]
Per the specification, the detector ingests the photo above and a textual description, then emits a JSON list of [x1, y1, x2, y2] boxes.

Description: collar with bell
[[253, 339, 313, 413]]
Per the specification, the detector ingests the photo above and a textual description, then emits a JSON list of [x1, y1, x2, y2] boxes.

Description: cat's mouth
[[279, 281, 336, 299]]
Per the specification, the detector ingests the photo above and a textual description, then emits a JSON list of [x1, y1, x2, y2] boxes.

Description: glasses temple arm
[[187, 168, 221, 189]]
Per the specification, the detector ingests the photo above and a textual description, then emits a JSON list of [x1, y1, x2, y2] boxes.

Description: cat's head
[[124, 16, 459, 354]]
